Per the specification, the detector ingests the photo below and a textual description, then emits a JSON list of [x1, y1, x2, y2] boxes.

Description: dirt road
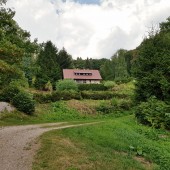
[[0, 122, 98, 170]]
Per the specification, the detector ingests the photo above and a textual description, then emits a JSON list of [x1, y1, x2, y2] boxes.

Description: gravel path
[[0, 122, 98, 170]]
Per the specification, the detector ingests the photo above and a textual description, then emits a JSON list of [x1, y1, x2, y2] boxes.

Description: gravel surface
[[0, 122, 98, 170]]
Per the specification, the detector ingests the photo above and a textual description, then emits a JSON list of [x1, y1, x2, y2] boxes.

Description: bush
[[52, 90, 81, 101], [103, 81, 116, 90], [111, 98, 133, 110], [34, 90, 81, 103], [33, 93, 53, 103], [114, 77, 133, 84], [12, 91, 35, 115], [9, 79, 29, 88], [81, 91, 115, 100], [135, 97, 170, 129], [78, 84, 107, 91], [96, 101, 114, 114], [0, 84, 21, 102], [56, 79, 78, 91]]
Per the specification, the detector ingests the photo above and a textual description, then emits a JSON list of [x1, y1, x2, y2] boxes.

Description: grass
[[0, 99, 132, 126], [33, 115, 170, 170]]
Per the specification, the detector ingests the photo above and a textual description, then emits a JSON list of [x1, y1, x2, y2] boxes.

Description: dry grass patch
[[67, 100, 97, 115]]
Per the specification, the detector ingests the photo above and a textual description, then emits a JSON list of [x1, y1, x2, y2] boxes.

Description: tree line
[[0, 0, 170, 99]]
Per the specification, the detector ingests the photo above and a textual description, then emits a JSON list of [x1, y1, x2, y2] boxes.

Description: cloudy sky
[[6, 0, 170, 59]]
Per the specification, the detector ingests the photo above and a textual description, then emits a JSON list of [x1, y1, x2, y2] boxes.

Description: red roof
[[63, 69, 102, 80]]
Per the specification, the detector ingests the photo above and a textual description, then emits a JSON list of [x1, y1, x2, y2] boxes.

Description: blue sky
[[6, 0, 170, 59]]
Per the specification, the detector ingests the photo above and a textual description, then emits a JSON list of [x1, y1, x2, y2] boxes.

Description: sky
[[6, 0, 170, 59]]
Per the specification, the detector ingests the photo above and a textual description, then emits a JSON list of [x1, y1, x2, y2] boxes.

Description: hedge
[[78, 84, 108, 91], [34, 90, 81, 103]]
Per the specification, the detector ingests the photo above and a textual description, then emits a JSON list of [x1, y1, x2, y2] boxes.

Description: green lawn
[[33, 115, 170, 170]]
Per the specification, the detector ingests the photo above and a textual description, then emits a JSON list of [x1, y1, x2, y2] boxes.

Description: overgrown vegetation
[[56, 79, 78, 91], [135, 97, 170, 129], [33, 116, 170, 170]]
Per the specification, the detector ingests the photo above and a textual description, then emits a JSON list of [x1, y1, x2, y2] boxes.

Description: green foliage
[[56, 79, 78, 91], [0, 5, 39, 89], [103, 81, 116, 90], [12, 91, 35, 115], [73, 57, 108, 70], [50, 102, 86, 121], [95, 98, 133, 115], [0, 83, 21, 102], [0, 60, 24, 88], [81, 91, 115, 100], [100, 60, 115, 80], [78, 83, 107, 91], [9, 79, 29, 88], [96, 101, 114, 114], [34, 90, 81, 103], [133, 18, 170, 102], [44, 81, 53, 92], [52, 90, 81, 101], [34, 70, 48, 90], [56, 47, 73, 70], [111, 98, 133, 110], [135, 97, 170, 129], [100, 49, 131, 81], [37, 117, 170, 170], [35, 41, 61, 90]]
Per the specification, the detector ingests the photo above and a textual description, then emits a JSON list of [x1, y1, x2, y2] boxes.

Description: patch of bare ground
[[67, 100, 97, 115], [134, 156, 154, 170]]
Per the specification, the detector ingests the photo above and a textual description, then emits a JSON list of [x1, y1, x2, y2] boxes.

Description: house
[[63, 69, 102, 84]]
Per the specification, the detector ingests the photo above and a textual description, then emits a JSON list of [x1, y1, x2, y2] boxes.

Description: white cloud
[[7, 0, 170, 59]]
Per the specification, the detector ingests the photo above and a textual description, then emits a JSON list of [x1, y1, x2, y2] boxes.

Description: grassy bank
[[0, 98, 132, 126], [33, 116, 170, 170]]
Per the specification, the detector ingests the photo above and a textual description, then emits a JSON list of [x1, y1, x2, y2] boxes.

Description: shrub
[[103, 81, 116, 90], [34, 90, 81, 103], [56, 79, 78, 91], [111, 98, 133, 110], [9, 79, 29, 88], [0, 84, 21, 102], [135, 97, 170, 129], [114, 77, 133, 84], [33, 93, 53, 103], [12, 91, 35, 115], [81, 91, 115, 100], [44, 81, 53, 92], [52, 90, 81, 101], [78, 84, 107, 91], [96, 101, 113, 114]]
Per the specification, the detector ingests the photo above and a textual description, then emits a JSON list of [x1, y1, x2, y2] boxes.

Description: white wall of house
[[75, 80, 100, 84]]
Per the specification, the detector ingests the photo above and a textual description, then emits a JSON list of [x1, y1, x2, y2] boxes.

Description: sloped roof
[[63, 69, 102, 80]]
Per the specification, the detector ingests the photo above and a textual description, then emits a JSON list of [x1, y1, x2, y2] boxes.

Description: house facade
[[63, 69, 102, 84]]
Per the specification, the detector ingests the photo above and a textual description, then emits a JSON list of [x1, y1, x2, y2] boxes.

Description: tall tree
[[35, 41, 61, 89], [85, 57, 92, 69], [112, 49, 129, 80], [100, 60, 115, 80], [133, 17, 170, 102], [56, 47, 73, 70], [73, 57, 85, 69], [0, 2, 38, 88]]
